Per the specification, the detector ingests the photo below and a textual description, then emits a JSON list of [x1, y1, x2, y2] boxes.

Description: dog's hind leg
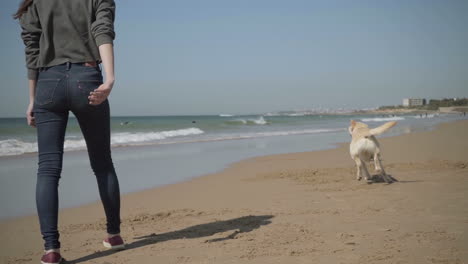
[[373, 152, 385, 175], [355, 156, 371, 182], [362, 163, 372, 183], [353, 156, 362, 181], [358, 156, 372, 183]]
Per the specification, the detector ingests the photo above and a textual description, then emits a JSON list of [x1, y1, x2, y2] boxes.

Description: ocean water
[[0, 113, 459, 157], [0, 114, 348, 157], [0, 113, 465, 219]]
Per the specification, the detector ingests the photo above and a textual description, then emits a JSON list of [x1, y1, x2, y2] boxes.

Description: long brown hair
[[13, 0, 33, 20]]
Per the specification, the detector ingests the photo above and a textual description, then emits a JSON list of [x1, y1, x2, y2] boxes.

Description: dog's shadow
[[367, 174, 422, 184], [368, 174, 399, 184], [65, 214, 273, 263]]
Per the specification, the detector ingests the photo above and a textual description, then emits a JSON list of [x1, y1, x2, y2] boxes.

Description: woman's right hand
[[88, 80, 114, 105], [26, 102, 35, 127]]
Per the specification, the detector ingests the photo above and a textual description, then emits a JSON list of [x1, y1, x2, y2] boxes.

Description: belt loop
[[66, 62, 71, 71]]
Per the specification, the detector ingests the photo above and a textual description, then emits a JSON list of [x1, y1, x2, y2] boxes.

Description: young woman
[[14, 0, 124, 263]]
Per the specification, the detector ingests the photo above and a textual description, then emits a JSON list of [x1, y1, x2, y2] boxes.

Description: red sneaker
[[103, 235, 125, 250], [41, 251, 62, 264]]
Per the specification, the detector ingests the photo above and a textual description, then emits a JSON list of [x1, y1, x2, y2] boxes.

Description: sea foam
[[0, 139, 37, 156], [227, 116, 269, 125], [0, 127, 204, 157]]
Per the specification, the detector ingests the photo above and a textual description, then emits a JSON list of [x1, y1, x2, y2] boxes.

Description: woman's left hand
[[26, 103, 35, 127], [88, 80, 114, 105]]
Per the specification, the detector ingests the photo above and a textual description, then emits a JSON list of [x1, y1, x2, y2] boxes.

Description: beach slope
[[1, 120, 467, 264]]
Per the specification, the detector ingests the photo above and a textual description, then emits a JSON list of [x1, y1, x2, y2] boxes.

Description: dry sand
[[1, 120, 467, 264]]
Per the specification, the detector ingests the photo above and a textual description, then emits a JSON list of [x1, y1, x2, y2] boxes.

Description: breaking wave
[[0, 128, 204, 156], [226, 116, 269, 125]]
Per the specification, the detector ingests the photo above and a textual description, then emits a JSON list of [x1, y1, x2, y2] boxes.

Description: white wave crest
[[361, 117, 405, 122], [250, 116, 268, 125], [111, 128, 204, 145], [228, 116, 269, 125], [0, 128, 204, 157], [219, 114, 234, 117], [0, 139, 37, 156]]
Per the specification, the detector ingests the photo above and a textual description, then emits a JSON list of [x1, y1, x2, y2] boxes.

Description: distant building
[[403, 98, 426, 107]]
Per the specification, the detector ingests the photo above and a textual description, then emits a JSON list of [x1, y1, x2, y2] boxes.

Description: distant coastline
[[264, 106, 467, 117], [267, 98, 468, 117], [353, 108, 439, 115], [359, 106, 468, 115]]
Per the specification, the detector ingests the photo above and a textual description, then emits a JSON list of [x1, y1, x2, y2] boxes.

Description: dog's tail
[[369, 121, 397, 136]]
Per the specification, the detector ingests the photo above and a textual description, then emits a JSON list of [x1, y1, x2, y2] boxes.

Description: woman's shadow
[[66, 214, 273, 263]]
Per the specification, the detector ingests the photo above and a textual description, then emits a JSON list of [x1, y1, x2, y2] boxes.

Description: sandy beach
[[1, 120, 467, 264]]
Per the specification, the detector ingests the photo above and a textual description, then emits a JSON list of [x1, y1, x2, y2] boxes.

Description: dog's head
[[348, 120, 369, 136]]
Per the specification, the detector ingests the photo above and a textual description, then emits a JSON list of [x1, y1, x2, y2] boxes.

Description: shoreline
[[0, 111, 462, 159], [1, 120, 467, 263], [0, 119, 464, 222]]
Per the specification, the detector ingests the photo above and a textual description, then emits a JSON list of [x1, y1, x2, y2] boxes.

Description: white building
[[403, 98, 426, 107]]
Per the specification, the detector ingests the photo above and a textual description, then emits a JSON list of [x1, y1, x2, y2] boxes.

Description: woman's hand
[[88, 80, 114, 105], [26, 103, 35, 127], [27, 79, 37, 127]]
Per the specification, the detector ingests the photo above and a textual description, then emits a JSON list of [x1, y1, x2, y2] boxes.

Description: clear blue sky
[[1, 0, 467, 117]]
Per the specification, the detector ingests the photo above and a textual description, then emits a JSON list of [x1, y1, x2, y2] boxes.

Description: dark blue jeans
[[33, 63, 120, 250]]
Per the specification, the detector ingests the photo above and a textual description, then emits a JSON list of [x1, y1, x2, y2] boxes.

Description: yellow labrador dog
[[348, 120, 397, 183]]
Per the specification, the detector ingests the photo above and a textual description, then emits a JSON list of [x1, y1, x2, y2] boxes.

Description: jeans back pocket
[[77, 80, 103, 95], [35, 79, 61, 106]]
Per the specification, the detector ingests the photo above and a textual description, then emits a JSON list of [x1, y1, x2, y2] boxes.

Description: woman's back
[[20, 0, 115, 79]]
